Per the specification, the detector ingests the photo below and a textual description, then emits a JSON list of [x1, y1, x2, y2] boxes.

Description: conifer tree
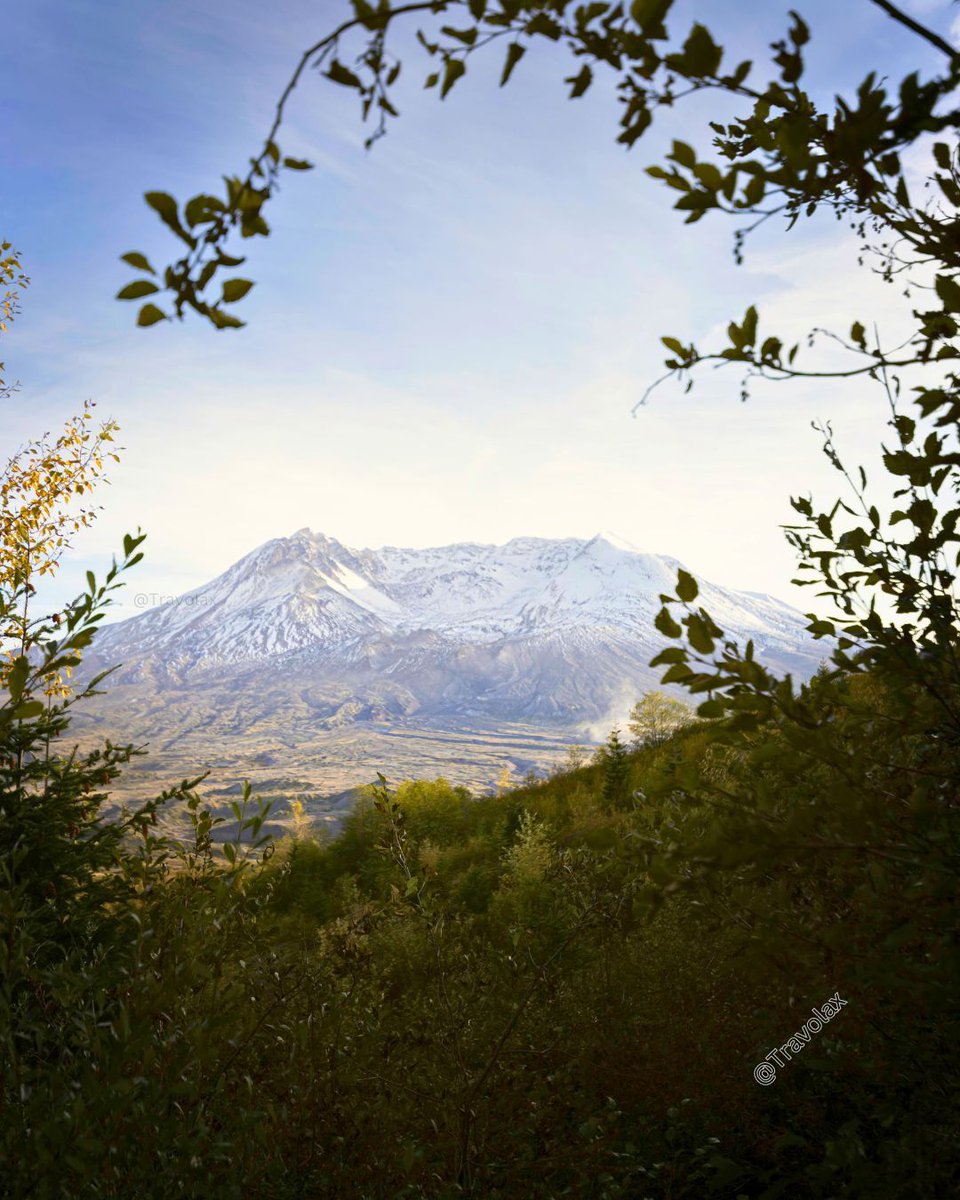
[[600, 726, 630, 809]]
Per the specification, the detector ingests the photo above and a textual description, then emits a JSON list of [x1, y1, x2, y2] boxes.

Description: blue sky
[[2, 0, 955, 618]]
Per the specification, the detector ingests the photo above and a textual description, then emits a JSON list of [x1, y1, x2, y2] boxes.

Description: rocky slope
[[74, 531, 825, 814], [87, 530, 821, 721]]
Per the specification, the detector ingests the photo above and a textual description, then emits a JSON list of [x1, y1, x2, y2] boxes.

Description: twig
[[868, 0, 960, 62]]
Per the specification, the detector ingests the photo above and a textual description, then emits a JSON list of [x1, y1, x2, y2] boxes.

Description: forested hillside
[[3, 694, 956, 1197]]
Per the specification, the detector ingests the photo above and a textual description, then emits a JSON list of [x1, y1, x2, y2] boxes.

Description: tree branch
[[869, 0, 960, 61], [257, 0, 452, 172]]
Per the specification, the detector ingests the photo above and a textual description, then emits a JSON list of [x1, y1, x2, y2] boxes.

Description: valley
[[73, 530, 825, 832]]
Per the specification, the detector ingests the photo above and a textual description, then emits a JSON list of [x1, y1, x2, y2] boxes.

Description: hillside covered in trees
[[4, 698, 957, 1198]]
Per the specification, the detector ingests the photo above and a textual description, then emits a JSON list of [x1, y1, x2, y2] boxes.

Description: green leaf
[[725, 59, 752, 88], [741, 304, 758, 346], [694, 161, 722, 190], [7, 656, 29, 705], [198, 261, 217, 290], [136, 303, 167, 327], [116, 280, 159, 301], [240, 215, 269, 239], [283, 157, 314, 171], [661, 662, 694, 684], [686, 614, 715, 655], [184, 193, 225, 227], [221, 278, 254, 303], [676, 569, 698, 603], [524, 12, 561, 39], [677, 22, 723, 76], [145, 191, 182, 231], [566, 65, 593, 98], [935, 274, 960, 312], [442, 24, 478, 46], [440, 56, 466, 98], [671, 140, 696, 168], [696, 698, 725, 718], [500, 42, 525, 87], [208, 308, 245, 330], [351, 0, 378, 25], [742, 174, 766, 206], [326, 60, 363, 89], [655, 607, 683, 639], [123, 531, 147, 557], [789, 12, 810, 46], [120, 251, 155, 274], [630, 0, 672, 35], [650, 646, 687, 665], [883, 448, 918, 475]]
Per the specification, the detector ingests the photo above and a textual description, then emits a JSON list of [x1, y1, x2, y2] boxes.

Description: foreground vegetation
[[2, 647, 957, 1197]]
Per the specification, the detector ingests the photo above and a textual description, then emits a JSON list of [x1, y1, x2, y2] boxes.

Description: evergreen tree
[[600, 726, 630, 809]]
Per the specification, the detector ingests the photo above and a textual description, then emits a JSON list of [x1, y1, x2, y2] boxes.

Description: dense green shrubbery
[[8, 685, 954, 1198], [244, 687, 956, 1197]]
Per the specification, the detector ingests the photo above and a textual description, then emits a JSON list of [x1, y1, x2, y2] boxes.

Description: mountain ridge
[[74, 531, 826, 810], [92, 529, 814, 690]]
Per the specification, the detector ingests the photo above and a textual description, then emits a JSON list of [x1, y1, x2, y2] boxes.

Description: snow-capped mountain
[[86, 530, 823, 724]]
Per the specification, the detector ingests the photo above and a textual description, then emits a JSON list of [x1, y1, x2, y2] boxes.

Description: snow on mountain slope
[[86, 531, 823, 723]]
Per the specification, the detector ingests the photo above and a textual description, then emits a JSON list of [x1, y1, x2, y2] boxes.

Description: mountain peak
[[594, 530, 641, 553], [86, 532, 823, 725]]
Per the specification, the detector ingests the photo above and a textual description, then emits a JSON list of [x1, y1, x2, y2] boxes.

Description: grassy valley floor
[[70, 695, 589, 836]]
